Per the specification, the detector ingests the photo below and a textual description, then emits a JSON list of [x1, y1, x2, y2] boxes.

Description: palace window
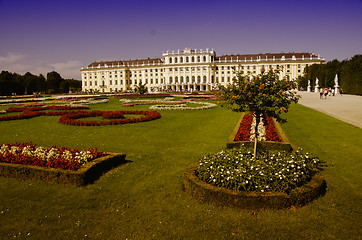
[[203, 56, 206, 62], [84, 81, 87, 86], [203, 76, 206, 83], [169, 57, 172, 63], [174, 57, 178, 63], [169, 77, 173, 83], [186, 57, 189, 63], [110, 80, 112, 85], [197, 56, 200, 62], [197, 76, 201, 83], [191, 56, 195, 62], [115, 80, 118, 85], [180, 57, 183, 63]]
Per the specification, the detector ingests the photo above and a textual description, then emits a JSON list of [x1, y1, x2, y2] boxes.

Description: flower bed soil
[[227, 113, 295, 151], [0, 153, 126, 186], [184, 163, 326, 209]]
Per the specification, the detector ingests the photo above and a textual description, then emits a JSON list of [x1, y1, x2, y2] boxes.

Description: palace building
[[80, 48, 324, 93]]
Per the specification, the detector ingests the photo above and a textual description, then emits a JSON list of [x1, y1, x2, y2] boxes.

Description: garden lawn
[[0, 98, 361, 239]]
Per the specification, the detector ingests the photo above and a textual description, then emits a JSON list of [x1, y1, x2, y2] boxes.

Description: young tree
[[218, 70, 300, 156]]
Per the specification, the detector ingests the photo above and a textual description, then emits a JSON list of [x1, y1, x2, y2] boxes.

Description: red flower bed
[[0, 106, 161, 126], [0, 106, 90, 121], [263, 116, 282, 142], [0, 142, 106, 170], [58, 110, 161, 126], [234, 114, 253, 141], [234, 114, 282, 142]]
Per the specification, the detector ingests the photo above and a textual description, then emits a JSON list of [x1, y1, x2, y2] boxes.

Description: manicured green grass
[[0, 99, 361, 239]]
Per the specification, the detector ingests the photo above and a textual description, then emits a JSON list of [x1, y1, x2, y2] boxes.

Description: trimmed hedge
[[226, 113, 295, 151], [184, 163, 326, 209], [0, 153, 126, 186]]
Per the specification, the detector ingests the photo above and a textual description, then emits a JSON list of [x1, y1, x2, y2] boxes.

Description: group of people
[[319, 88, 341, 99]]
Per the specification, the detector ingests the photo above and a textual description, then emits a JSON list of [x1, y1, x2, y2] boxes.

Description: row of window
[[169, 55, 212, 64], [83, 78, 165, 87]]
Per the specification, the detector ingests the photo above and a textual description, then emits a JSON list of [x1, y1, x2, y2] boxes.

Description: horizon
[[1, 0, 361, 80]]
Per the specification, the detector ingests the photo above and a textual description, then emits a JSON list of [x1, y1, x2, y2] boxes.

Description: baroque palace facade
[[81, 48, 324, 93]]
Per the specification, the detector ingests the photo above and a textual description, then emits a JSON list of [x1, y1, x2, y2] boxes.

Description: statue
[[307, 80, 311, 92], [315, 78, 319, 92], [334, 74, 339, 94]]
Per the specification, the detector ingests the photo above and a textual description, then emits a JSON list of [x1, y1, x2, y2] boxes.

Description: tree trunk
[[253, 114, 260, 157]]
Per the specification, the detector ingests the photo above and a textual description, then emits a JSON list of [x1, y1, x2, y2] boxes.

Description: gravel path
[[297, 91, 362, 128]]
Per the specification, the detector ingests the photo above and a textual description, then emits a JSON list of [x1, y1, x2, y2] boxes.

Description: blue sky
[[0, 0, 361, 79]]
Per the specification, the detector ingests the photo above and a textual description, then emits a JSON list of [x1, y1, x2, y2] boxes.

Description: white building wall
[[81, 49, 324, 93]]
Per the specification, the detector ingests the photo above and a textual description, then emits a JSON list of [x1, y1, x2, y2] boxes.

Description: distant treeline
[[0, 71, 81, 96], [297, 54, 362, 95]]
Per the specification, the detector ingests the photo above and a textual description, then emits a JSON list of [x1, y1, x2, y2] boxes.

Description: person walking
[[323, 88, 328, 99], [319, 88, 323, 99]]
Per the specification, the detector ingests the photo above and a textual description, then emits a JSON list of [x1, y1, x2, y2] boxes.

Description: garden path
[[297, 91, 362, 128]]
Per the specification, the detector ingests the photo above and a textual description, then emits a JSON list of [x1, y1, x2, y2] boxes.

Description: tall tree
[[46, 71, 63, 93]]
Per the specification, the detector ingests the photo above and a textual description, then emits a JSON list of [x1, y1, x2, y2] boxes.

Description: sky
[[0, 0, 361, 80]]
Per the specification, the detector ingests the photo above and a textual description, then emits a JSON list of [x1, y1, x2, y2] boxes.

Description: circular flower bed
[[58, 110, 161, 126], [184, 148, 326, 209], [195, 148, 324, 193]]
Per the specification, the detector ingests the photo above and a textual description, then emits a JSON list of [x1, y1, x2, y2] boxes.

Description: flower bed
[[0, 142, 105, 170], [116, 93, 170, 98], [149, 101, 217, 111], [184, 162, 326, 209], [0, 142, 127, 186], [58, 110, 161, 126], [121, 99, 188, 107], [227, 113, 293, 151], [0, 106, 161, 126], [195, 148, 324, 194]]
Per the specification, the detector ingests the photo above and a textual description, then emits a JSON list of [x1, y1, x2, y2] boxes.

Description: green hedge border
[[226, 113, 295, 151], [0, 153, 126, 186], [184, 163, 326, 209]]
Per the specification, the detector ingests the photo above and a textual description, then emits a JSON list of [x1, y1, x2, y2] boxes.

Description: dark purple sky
[[0, 0, 361, 79]]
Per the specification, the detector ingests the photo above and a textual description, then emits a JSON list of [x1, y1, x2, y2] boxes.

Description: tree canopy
[[300, 54, 362, 95], [218, 69, 300, 156], [0, 70, 81, 96]]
